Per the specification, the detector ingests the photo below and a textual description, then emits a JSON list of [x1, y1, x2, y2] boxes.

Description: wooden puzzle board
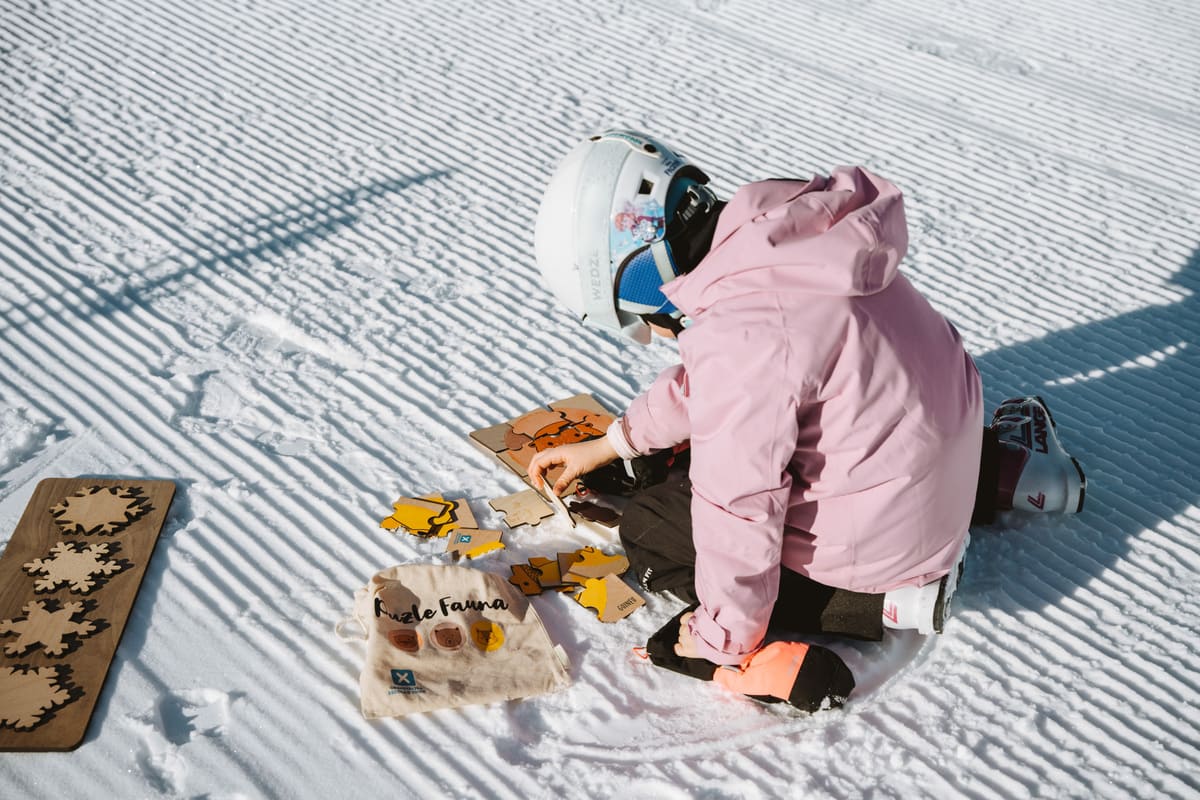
[[468, 394, 621, 529], [0, 478, 175, 751]]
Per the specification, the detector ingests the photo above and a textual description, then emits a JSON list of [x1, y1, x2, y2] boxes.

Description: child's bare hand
[[527, 437, 619, 495], [674, 611, 700, 658]]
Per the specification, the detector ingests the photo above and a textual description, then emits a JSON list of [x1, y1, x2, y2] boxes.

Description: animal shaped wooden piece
[[444, 529, 504, 561], [489, 490, 554, 529], [574, 575, 645, 623], [561, 546, 629, 584], [502, 407, 611, 473], [558, 552, 584, 586], [567, 500, 620, 527], [507, 564, 544, 596], [380, 495, 472, 538], [527, 557, 564, 590], [548, 393, 613, 417], [542, 487, 576, 529]]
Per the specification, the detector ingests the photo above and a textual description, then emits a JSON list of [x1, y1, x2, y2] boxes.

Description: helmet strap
[[614, 184, 724, 335], [665, 184, 723, 277], [639, 312, 686, 335]]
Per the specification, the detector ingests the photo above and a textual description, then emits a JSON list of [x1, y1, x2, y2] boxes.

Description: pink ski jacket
[[615, 168, 983, 665]]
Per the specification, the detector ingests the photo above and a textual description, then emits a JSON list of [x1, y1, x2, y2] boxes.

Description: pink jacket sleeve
[[682, 328, 800, 666], [619, 363, 693, 454]]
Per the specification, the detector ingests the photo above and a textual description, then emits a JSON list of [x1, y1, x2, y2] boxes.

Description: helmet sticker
[[610, 197, 665, 269]]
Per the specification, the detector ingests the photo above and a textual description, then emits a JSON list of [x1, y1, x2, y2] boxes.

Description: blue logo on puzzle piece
[[457, 533, 472, 543]]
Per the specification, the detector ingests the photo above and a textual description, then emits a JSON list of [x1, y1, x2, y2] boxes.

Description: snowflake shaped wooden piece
[[23, 541, 126, 594], [50, 485, 152, 536], [0, 665, 75, 730], [0, 600, 98, 657]]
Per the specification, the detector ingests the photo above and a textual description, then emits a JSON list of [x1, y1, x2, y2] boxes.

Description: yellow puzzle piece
[[380, 495, 459, 537], [574, 574, 645, 623], [562, 546, 629, 584], [444, 529, 505, 561]]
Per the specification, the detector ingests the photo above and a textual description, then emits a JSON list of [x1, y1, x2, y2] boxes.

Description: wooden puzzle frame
[[0, 478, 175, 751], [469, 394, 622, 529]]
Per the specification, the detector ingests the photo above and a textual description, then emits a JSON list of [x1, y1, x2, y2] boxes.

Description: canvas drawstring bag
[[341, 564, 570, 718]]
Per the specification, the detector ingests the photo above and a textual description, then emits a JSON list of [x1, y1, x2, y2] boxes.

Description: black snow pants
[[618, 428, 1002, 642]]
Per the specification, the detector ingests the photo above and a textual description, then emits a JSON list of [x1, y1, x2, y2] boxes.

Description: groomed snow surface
[[2, 0, 1199, 797]]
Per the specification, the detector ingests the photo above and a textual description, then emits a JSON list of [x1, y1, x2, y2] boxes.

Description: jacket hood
[[664, 167, 909, 316]]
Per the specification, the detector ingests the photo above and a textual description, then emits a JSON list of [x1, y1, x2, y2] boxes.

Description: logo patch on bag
[[389, 669, 425, 694]]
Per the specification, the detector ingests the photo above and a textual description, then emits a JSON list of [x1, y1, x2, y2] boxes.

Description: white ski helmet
[[534, 130, 716, 343]]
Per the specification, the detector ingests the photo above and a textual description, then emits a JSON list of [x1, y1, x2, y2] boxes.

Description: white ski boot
[[992, 395, 1087, 514], [882, 534, 969, 635]]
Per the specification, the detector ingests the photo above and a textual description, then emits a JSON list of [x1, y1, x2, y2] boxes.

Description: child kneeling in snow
[[527, 131, 1086, 710]]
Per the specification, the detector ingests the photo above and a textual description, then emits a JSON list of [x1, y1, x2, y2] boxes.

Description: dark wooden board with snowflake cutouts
[[0, 477, 175, 751]]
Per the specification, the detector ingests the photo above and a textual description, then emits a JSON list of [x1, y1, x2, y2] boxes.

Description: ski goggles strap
[[614, 239, 680, 317]]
